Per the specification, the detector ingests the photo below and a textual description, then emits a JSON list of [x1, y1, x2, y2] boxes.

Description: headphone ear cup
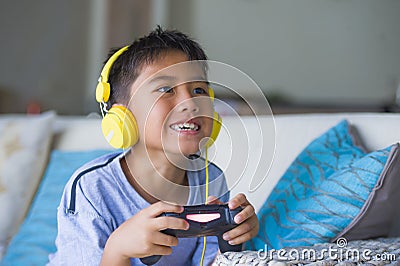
[[208, 87, 215, 102], [101, 106, 139, 149], [205, 111, 222, 148], [96, 81, 111, 103]]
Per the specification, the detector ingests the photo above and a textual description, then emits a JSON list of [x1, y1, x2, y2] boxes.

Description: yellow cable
[[205, 147, 209, 204], [200, 147, 209, 266]]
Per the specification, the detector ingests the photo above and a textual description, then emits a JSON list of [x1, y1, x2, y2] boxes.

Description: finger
[[222, 216, 258, 241], [146, 201, 184, 217], [207, 196, 223, 205], [228, 193, 248, 209], [151, 231, 179, 247], [234, 204, 255, 224], [142, 244, 173, 257], [226, 230, 256, 246], [154, 216, 189, 231]]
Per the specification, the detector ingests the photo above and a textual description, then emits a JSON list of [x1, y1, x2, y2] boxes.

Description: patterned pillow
[[247, 120, 400, 249], [0, 112, 55, 256]]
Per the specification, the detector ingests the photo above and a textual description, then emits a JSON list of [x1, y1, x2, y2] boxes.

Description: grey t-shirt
[[48, 151, 229, 265]]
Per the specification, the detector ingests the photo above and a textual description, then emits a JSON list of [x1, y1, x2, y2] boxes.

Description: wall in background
[[0, 0, 151, 115], [1, 0, 400, 114], [84, 0, 152, 114], [0, 0, 91, 114], [169, 0, 400, 106]]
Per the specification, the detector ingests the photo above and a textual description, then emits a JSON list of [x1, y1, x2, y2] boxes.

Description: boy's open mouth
[[169, 120, 200, 132]]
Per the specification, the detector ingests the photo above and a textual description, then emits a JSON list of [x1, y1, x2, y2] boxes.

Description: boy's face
[[127, 50, 214, 157]]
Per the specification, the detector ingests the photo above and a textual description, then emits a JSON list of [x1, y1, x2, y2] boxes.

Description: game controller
[[140, 204, 243, 265]]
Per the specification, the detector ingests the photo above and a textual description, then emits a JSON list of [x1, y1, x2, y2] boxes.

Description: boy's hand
[[208, 193, 259, 246], [101, 201, 189, 265]]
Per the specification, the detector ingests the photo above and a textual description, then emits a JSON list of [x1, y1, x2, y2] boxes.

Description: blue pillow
[[247, 120, 376, 249], [1, 150, 112, 266]]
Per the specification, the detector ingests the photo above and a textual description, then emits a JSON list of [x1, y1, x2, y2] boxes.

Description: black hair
[[105, 26, 208, 106]]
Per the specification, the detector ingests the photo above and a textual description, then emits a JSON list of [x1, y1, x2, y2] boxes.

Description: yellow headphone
[[95, 46, 222, 149]]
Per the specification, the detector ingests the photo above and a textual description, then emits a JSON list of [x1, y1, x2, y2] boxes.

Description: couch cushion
[[1, 149, 112, 265], [0, 111, 55, 257], [52, 116, 110, 151], [247, 120, 400, 249]]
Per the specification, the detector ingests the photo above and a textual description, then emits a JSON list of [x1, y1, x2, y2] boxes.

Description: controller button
[[186, 213, 221, 223]]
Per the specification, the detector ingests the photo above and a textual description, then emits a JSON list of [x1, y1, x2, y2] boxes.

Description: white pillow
[[0, 111, 55, 253]]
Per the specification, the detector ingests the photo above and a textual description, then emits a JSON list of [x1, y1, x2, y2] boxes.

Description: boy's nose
[[178, 98, 199, 113], [177, 89, 200, 113]]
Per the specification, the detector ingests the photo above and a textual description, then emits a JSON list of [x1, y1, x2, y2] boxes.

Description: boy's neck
[[121, 145, 190, 205]]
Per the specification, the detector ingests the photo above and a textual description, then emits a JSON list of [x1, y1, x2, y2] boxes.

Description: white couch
[[1, 112, 400, 264], [52, 113, 400, 211]]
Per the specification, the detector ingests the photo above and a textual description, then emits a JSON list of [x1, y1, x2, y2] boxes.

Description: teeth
[[171, 122, 199, 131]]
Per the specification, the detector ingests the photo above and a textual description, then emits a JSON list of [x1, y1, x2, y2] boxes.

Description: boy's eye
[[158, 86, 173, 93], [193, 87, 207, 95]]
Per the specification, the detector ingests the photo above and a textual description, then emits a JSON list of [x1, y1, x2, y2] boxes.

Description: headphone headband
[[96, 46, 129, 103]]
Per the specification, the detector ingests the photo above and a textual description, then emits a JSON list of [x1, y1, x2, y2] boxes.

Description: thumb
[[207, 195, 223, 204]]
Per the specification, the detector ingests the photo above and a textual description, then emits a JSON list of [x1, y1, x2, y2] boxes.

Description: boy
[[49, 27, 259, 265]]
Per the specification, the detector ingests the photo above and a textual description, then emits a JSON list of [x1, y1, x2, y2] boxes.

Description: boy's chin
[[165, 146, 201, 159], [176, 149, 200, 159]]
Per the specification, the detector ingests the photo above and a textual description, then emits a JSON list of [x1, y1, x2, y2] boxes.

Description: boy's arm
[[100, 201, 189, 265]]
